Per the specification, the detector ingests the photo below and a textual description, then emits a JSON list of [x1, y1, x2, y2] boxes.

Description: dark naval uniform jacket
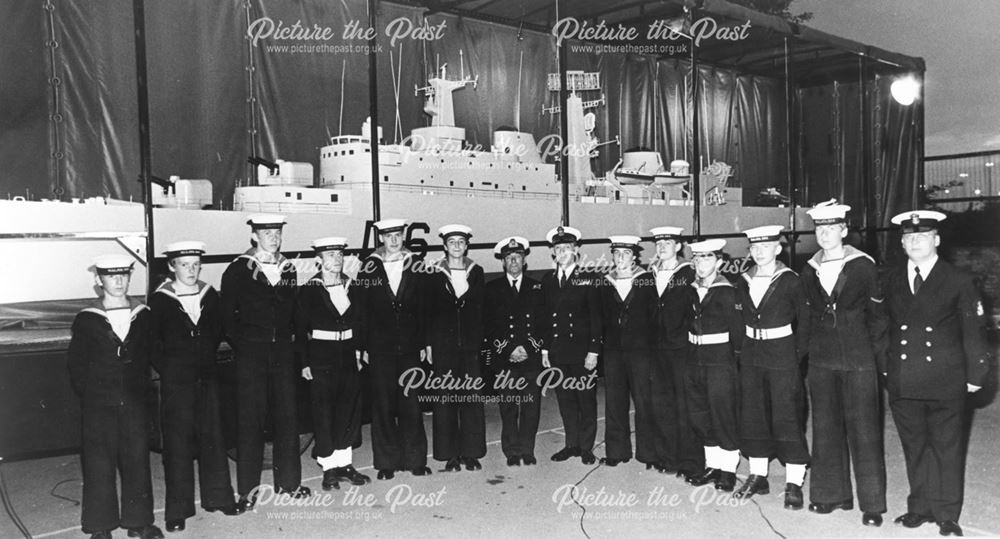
[[149, 281, 223, 385], [220, 250, 298, 346], [483, 274, 545, 369], [736, 262, 810, 368], [425, 257, 486, 354], [68, 299, 152, 406], [652, 262, 696, 351], [357, 248, 427, 356], [540, 265, 603, 364], [884, 258, 990, 400], [800, 246, 887, 371], [600, 269, 658, 353], [688, 274, 743, 365], [293, 273, 363, 370]]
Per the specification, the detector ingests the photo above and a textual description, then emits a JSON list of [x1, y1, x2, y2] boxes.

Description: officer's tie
[[511, 278, 519, 295], [559, 272, 567, 288], [913, 266, 923, 294]]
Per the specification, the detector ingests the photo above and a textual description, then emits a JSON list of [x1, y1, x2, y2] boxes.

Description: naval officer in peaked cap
[[150, 242, 240, 532], [540, 226, 602, 465], [883, 210, 990, 537], [356, 218, 432, 479], [799, 201, 887, 527], [220, 214, 311, 511], [483, 236, 545, 466], [68, 255, 163, 539]]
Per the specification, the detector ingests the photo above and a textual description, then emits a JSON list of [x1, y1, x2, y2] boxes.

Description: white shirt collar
[[907, 254, 939, 290], [558, 264, 576, 280], [507, 273, 522, 290]]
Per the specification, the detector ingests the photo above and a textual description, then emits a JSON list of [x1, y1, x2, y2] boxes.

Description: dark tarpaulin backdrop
[[1, 0, 917, 236]]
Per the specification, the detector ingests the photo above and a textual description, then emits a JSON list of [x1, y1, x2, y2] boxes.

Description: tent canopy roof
[[398, 0, 924, 85]]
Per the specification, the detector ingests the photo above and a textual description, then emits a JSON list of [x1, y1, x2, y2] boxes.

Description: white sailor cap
[[374, 218, 409, 234], [891, 210, 946, 233], [163, 241, 206, 259], [438, 224, 473, 240], [649, 226, 684, 241], [494, 236, 529, 259], [688, 238, 726, 256], [311, 236, 348, 253], [546, 225, 582, 246], [608, 235, 643, 252], [743, 225, 784, 244], [93, 254, 135, 275], [806, 199, 851, 225], [246, 213, 286, 229]]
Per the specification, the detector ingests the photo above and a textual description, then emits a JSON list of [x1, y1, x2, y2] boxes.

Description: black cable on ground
[[49, 478, 81, 506], [750, 497, 787, 539], [569, 440, 606, 539], [0, 458, 33, 538]]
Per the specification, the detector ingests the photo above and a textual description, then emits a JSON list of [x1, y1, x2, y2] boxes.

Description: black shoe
[[783, 484, 803, 510], [507, 456, 521, 466], [893, 512, 934, 528], [332, 465, 371, 486], [522, 454, 537, 465], [938, 520, 963, 536], [377, 469, 395, 480], [322, 469, 340, 491], [734, 475, 769, 499], [127, 525, 165, 539], [275, 485, 312, 499], [90, 532, 112, 539], [686, 468, 721, 486], [204, 503, 242, 516], [411, 466, 432, 476], [654, 462, 674, 474], [599, 457, 629, 467], [551, 447, 581, 462], [165, 520, 185, 533], [808, 499, 854, 514], [464, 457, 482, 471], [863, 512, 883, 527], [581, 450, 596, 465], [444, 457, 462, 471], [236, 495, 257, 513], [715, 471, 736, 492]]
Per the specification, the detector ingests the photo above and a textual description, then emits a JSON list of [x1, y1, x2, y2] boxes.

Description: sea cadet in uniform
[[483, 236, 545, 466], [799, 201, 887, 527], [357, 218, 432, 479], [647, 226, 702, 478], [425, 224, 487, 472], [598, 235, 658, 468], [732, 226, 810, 508], [68, 255, 163, 539], [683, 239, 742, 492], [883, 210, 990, 537], [220, 214, 310, 510], [295, 237, 370, 491], [150, 242, 239, 533], [540, 226, 602, 465]]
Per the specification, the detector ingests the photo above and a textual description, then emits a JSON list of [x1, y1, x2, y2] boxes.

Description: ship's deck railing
[[338, 181, 674, 205]]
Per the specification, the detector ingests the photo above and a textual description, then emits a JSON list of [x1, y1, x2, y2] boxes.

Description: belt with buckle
[[688, 332, 729, 345], [312, 329, 353, 341], [744, 324, 792, 340]]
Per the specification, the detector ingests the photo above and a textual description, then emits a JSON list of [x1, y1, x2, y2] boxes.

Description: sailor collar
[[806, 244, 874, 271], [369, 246, 415, 263], [154, 279, 211, 302], [236, 248, 293, 269], [651, 259, 691, 273], [307, 273, 353, 288], [81, 298, 148, 320], [605, 267, 649, 285], [741, 261, 795, 284], [691, 273, 732, 289], [428, 256, 478, 274]]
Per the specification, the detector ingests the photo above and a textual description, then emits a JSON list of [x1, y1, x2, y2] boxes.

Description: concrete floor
[[3, 379, 1000, 539]]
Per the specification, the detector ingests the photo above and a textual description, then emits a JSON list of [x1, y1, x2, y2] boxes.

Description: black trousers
[[890, 397, 966, 521], [739, 364, 809, 464], [604, 349, 655, 462], [807, 366, 886, 512], [310, 357, 363, 461], [552, 362, 597, 452], [651, 347, 704, 473], [684, 361, 740, 451], [495, 365, 542, 458], [235, 341, 301, 496], [80, 403, 154, 534], [161, 379, 234, 520], [369, 352, 428, 471], [432, 349, 486, 460]]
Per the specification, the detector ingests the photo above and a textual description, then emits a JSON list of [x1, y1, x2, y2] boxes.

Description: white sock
[[749, 457, 770, 477], [719, 449, 740, 473], [704, 446, 719, 469], [786, 463, 806, 486], [317, 452, 337, 471], [317, 447, 353, 470]]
